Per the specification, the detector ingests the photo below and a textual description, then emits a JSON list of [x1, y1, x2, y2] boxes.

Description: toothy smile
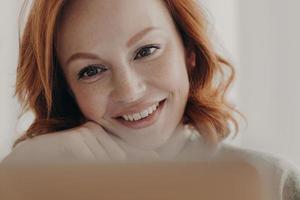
[[121, 102, 159, 121], [114, 98, 167, 129]]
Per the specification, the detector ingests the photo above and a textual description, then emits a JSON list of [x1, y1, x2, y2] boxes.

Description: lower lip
[[115, 99, 166, 129]]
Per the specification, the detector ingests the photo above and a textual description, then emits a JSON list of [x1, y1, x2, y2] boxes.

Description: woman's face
[[56, 0, 191, 149]]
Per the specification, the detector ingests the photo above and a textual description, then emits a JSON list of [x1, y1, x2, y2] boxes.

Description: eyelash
[[133, 44, 160, 60], [77, 44, 161, 80]]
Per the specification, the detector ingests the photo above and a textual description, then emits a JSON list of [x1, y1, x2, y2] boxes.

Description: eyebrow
[[65, 26, 160, 66], [65, 52, 100, 66], [126, 26, 159, 48]]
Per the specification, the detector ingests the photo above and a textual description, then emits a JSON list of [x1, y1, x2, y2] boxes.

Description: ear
[[185, 47, 196, 68]]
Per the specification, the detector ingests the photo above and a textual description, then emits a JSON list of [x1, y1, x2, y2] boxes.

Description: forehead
[[57, 0, 174, 55]]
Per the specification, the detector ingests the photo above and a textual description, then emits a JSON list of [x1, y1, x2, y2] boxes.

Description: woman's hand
[[83, 121, 160, 161], [67, 121, 128, 162], [1, 121, 127, 165]]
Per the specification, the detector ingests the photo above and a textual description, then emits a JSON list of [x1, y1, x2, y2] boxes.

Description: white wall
[[0, 0, 21, 160], [202, 0, 300, 166], [238, 0, 300, 166]]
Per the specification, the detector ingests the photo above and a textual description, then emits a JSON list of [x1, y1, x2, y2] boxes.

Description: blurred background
[[1, 0, 299, 166]]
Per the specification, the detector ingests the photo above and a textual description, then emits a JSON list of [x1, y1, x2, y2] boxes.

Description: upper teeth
[[122, 102, 159, 121]]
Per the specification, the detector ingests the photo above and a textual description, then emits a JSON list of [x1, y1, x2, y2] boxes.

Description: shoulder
[[218, 144, 300, 200], [0, 125, 101, 166]]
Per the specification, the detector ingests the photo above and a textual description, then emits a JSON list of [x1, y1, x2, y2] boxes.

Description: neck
[[109, 121, 195, 161], [154, 122, 194, 160]]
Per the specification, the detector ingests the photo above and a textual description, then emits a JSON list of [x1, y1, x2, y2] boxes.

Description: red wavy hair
[[14, 0, 242, 147]]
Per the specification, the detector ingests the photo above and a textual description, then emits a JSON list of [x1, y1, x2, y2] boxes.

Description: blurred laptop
[[0, 160, 263, 200]]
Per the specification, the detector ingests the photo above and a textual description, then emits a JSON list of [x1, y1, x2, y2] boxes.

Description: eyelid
[[77, 64, 106, 80], [132, 44, 161, 61]]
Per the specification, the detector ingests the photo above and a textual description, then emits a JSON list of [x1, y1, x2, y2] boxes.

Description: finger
[[82, 121, 127, 161], [77, 123, 112, 162], [107, 134, 160, 162]]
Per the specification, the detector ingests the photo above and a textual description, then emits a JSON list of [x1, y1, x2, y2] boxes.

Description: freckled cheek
[[72, 85, 109, 121], [149, 52, 189, 96]]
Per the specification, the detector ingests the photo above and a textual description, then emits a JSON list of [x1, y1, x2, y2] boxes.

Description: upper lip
[[111, 98, 165, 118]]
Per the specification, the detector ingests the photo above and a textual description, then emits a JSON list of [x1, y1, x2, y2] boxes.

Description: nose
[[110, 65, 146, 104]]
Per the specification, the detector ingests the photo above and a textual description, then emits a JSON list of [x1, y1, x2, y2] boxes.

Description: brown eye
[[134, 45, 160, 60], [78, 65, 106, 80]]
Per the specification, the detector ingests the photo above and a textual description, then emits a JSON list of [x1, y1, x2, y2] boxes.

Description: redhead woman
[[1, 0, 300, 199]]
